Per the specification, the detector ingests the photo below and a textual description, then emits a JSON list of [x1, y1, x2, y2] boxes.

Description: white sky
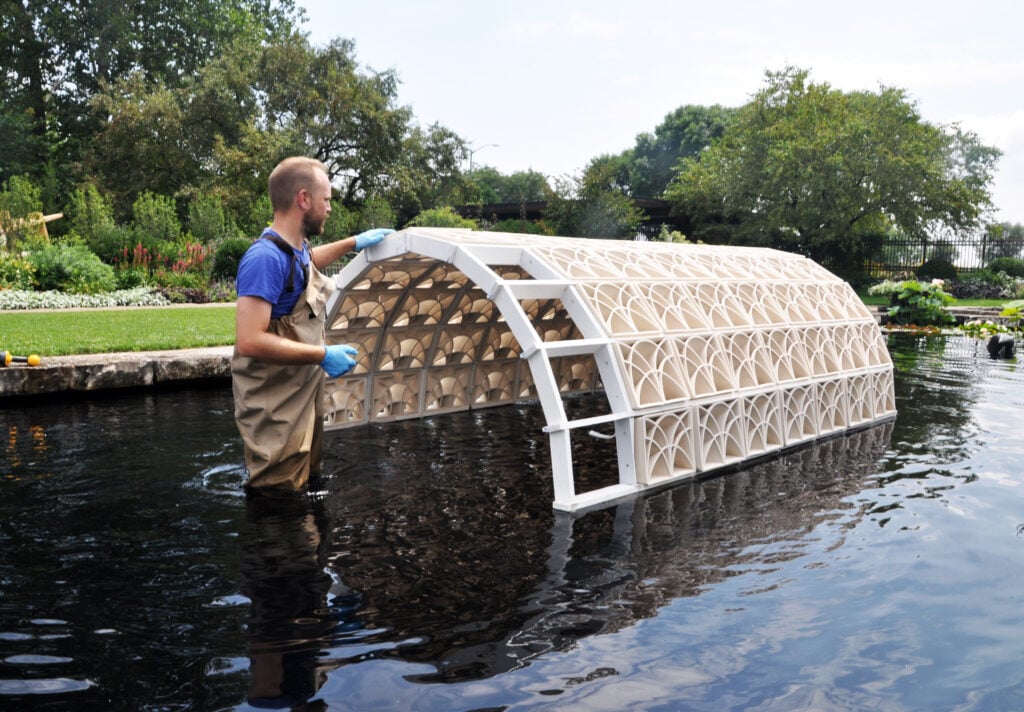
[[298, 0, 1024, 224]]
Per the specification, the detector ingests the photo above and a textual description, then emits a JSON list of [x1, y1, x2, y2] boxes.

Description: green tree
[[0, 0, 299, 200], [982, 222, 1024, 262], [469, 167, 551, 204], [404, 206, 477, 229], [544, 157, 644, 239], [667, 67, 1001, 278], [0, 175, 44, 250], [624, 104, 737, 198]]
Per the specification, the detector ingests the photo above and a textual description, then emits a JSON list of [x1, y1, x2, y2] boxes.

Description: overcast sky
[[298, 0, 1024, 224]]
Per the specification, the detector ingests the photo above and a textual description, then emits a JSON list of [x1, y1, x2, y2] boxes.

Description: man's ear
[[295, 188, 311, 211]]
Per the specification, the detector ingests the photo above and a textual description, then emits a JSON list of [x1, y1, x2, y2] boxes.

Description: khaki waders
[[232, 253, 335, 490]]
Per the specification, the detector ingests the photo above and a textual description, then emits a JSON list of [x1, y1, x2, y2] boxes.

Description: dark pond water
[[2, 333, 1023, 711]]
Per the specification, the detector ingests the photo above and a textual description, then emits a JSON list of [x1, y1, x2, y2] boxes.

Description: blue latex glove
[[320, 344, 358, 377], [354, 228, 395, 251]]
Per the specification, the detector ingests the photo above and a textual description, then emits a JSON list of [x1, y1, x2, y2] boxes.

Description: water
[[2, 333, 1023, 711]]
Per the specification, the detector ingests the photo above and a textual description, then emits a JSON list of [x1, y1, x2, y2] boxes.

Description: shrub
[[491, 218, 551, 235], [0, 253, 35, 290], [988, 257, 1024, 278], [212, 236, 253, 281], [28, 243, 117, 294], [404, 206, 476, 229], [0, 175, 44, 251], [132, 192, 181, 244], [66, 184, 117, 251], [916, 257, 958, 281], [949, 270, 1018, 300], [87, 222, 135, 265], [868, 279, 955, 327], [188, 193, 238, 243]]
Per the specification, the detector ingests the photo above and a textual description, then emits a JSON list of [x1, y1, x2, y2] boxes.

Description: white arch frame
[[324, 228, 896, 511]]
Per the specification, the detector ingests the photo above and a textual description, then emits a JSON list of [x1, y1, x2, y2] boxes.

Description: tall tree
[[625, 104, 736, 198], [666, 67, 1001, 276], [0, 0, 298, 196], [544, 156, 644, 239]]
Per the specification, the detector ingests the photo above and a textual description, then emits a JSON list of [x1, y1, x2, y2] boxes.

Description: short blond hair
[[268, 157, 328, 213]]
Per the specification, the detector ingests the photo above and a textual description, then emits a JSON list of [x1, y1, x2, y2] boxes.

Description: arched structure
[[324, 228, 896, 511]]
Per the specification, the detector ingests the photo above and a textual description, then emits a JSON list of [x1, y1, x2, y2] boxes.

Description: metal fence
[[867, 234, 1024, 278]]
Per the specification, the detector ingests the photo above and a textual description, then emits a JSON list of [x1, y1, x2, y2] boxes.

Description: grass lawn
[[0, 305, 236, 357]]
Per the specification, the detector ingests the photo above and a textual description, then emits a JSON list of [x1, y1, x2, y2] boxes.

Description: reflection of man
[[232, 156, 393, 490], [240, 490, 356, 709]]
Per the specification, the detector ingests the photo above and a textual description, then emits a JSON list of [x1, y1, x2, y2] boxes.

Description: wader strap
[[261, 233, 309, 293]]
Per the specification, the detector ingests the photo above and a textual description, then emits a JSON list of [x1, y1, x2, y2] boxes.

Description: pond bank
[[0, 346, 232, 400]]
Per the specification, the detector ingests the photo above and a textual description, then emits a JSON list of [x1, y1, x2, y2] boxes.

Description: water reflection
[[250, 413, 895, 691], [239, 491, 341, 709]]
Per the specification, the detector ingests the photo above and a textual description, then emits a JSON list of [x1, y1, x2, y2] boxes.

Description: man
[[232, 156, 393, 490]]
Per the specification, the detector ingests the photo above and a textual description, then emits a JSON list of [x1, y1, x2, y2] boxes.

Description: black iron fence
[[865, 234, 1024, 278]]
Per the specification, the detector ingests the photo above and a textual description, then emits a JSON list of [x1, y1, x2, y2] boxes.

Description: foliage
[[0, 175, 44, 250], [667, 67, 1001, 277], [868, 279, 956, 326], [490, 218, 552, 235], [982, 222, 1024, 261], [0, 304, 234, 355], [958, 319, 1010, 338], [212, 237, 254, 281], [404, 207, 477, 229], [619, 104, 737, 198], [0, 0, 300, 199], [188, 193, 239, 243], [469, 167, 551, 204], [0, 253, 35, 289], [356, 196, 397, 233], [65, 184, 117, 250], [0, 287, 169, 310], [988, 256, 1024, 278], [27, 243, 117, 294], [1000, 299, 1024, 331], [654, 226, 695, 244], [948, 270, 1024, 300], [916, 257, 957, 281], [131, 192, 181, 244], [544, 160, 644, 239]]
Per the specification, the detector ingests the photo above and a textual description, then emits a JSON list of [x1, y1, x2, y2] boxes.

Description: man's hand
[[354, 228, 395, 251], [320, 344, 359, 377]]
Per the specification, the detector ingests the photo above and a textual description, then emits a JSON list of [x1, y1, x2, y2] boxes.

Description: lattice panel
[[376, 327, 434, 371], [370, 371, 424, 420], [551, 355, 601, 394], [764, 328, 813, 383], [472, 362, 521, 406], [696, 399, 747, 470], [644, 282, 713, 333], [576, 283, 664, 336], [745, 392, 786, 456], [424, 365, 475, 414], [324, 375, 368, 426], [816, 378, 849, 435], [781, 385, 819, 445], [719, 331, 776, 390], [637, 410, 697, 485]]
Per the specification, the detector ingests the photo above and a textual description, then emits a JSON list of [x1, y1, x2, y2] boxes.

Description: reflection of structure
[[318, 417, 894, 682], [325, 228, 896, 511]]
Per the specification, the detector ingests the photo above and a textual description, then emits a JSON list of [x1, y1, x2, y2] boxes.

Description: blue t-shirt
[[236, 233, 312, 319]]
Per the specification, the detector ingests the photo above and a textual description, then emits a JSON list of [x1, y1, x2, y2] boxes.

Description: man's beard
[[302, 212, 325, 238]]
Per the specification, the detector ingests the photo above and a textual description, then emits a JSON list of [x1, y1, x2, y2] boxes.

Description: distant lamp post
[[468, 143, 498, 173]]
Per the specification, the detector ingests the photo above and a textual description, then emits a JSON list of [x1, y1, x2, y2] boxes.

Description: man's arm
[[235, 295, 325, 364], [310, 228, 395, 270], [310, 236, 358, 270]]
